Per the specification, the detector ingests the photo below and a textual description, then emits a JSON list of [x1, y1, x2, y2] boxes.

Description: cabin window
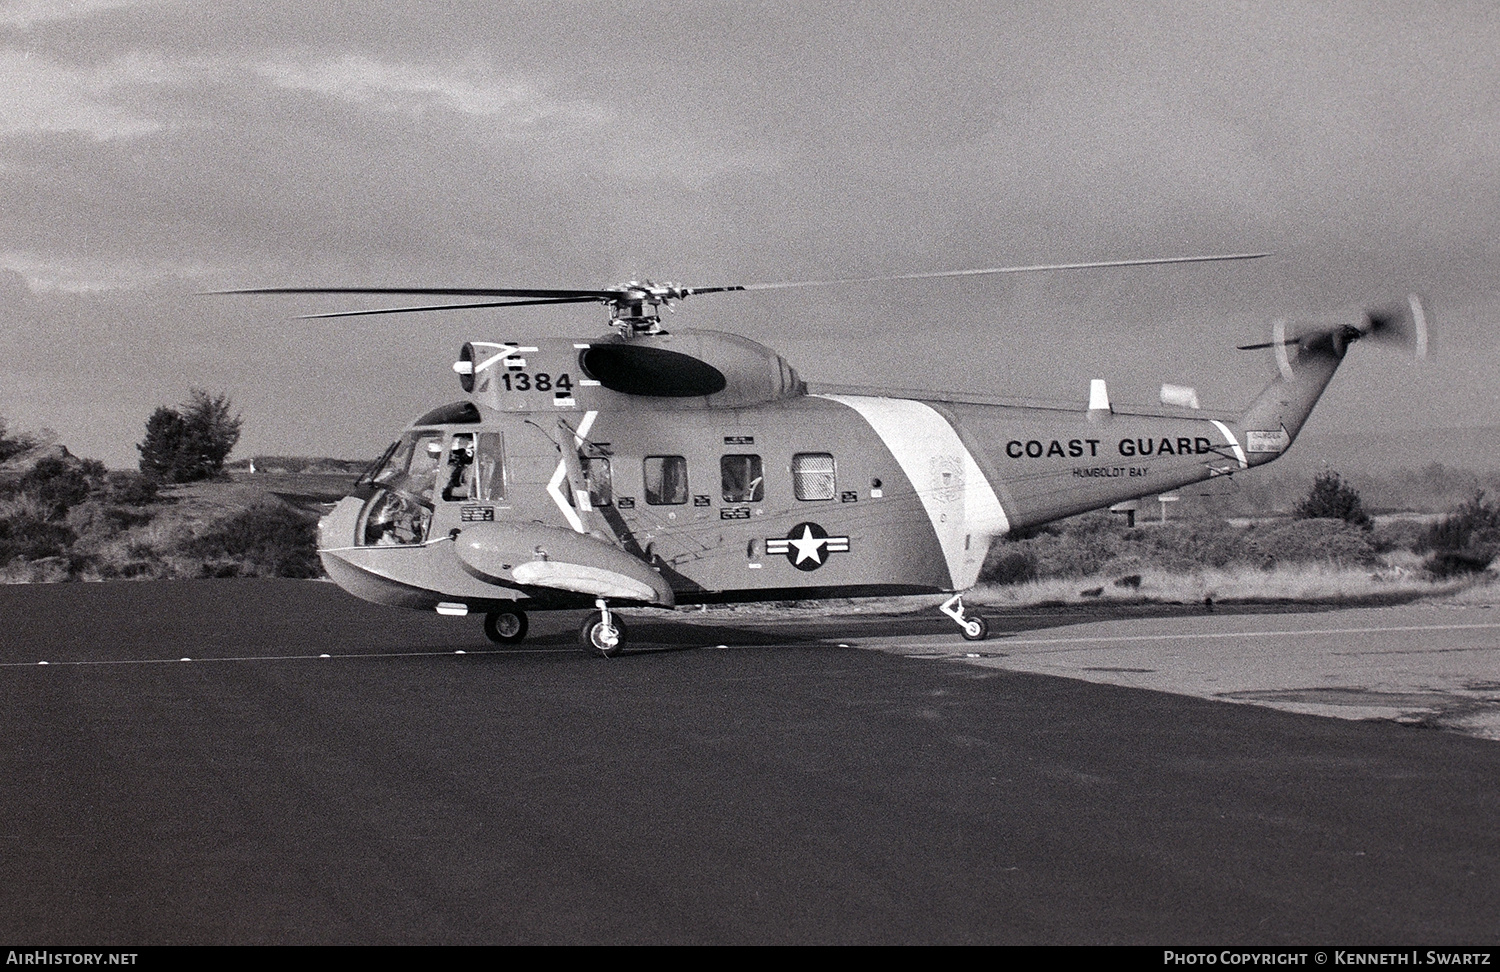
[[721, 454, 764, 503], [584, 457, 613, 506], [792, 452, 836, 501], [473, 432, 505, 501], [644, 455, 688, 505]]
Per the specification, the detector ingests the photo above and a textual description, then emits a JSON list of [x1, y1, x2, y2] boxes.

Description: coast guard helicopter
[[228, 255, 1429, 656]]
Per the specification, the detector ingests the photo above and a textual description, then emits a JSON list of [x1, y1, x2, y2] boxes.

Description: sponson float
[[226, 258, 1430, 655]]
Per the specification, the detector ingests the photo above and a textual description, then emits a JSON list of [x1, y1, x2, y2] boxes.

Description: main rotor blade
[[216, 251, 1270, 317], [216, 286, 621, 301], [295, 297, 600, 320], [689, 252, 1271, 296]]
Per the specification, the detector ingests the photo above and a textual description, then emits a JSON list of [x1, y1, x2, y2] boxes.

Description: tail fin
[[1234, 295, 1430, 466]]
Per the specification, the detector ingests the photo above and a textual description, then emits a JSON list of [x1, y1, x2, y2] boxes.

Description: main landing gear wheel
[[580, 610, 627, 658], [961, 614, 989, 642], [484, 609, 529, 644]]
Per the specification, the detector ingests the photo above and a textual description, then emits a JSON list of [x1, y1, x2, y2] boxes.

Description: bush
[[1424, 492, 1500, 577], [0, 506, 76, 562], [1142, 523, 1254, 571], [980, 507, 1398, 586], [1248, 519, 1381, 570], [1369, 518, 1428, 554], [137, 390, 242, 483], [984, 550, 1039, 585], [1427, 550, 1495, 579], [1296, 471, 1371, 528], [101, 470, 159, 506], [188, 502, 320, 578], [19, 457, 92, 519], [66, 501, 152, 536]]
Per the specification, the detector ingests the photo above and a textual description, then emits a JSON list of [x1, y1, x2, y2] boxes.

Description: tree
[[1296, 471, 1372, 528], [138, 406, 189, 481], [137, 389, 243, 483]]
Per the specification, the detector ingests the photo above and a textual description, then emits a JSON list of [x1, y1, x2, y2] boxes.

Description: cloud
[[0, 49, 189, 139], [0, 0, 166, 29], [0, 250, 220, 292], [251, 53, 589, 125], [248, 52, 781, 189]]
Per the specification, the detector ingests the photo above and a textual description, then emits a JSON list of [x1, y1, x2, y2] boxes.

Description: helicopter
[[227, 255, 1429, 657]]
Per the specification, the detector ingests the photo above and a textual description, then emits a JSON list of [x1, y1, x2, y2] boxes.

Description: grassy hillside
[[0, 446, 339, 582]]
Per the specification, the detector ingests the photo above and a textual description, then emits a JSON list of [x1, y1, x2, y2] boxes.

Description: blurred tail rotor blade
[[1239, 320, 1300, 379], [1361, 294, 1432, 359], [1272, 318, 1295, 381]]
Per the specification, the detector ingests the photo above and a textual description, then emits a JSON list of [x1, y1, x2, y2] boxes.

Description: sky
[[0, 0, 1495, 468]]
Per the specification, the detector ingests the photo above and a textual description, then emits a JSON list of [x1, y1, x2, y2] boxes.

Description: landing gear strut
[[484, 608, 529, 644], [939, 593, 989, 641], [579, 599, 627, 658]]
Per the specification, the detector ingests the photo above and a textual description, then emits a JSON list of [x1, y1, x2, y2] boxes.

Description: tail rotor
[[1360, 294, 1431, 359], [1239, 294, 1431, 376]]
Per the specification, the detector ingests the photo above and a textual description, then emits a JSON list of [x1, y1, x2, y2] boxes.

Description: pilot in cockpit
[[442, 433, 476, 501]]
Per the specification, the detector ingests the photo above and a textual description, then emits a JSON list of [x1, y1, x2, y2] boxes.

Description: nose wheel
[[484, 608, 529, 644], [939, 593, 989, 641], [580, 599, 627, 657]]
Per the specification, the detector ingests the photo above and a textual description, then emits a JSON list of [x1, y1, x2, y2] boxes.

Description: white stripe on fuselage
[[1210, 420, 1248, 468], [817, 395, 1009, 590], [547, 410, 597, 533]]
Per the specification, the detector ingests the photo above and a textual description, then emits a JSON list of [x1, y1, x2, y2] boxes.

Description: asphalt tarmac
[[1, 580, 1498, 945]]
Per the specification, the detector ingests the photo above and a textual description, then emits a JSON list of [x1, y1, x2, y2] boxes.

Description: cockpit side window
[[473, 431, 505, 502], [442, 432, 476, 502], [407, 433, 444, 502], [369, 430, 444, 496]]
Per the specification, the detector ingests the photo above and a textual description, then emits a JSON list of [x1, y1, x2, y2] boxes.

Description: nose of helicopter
[[316, 496, 363, 565], [314, 495, 439, 609]]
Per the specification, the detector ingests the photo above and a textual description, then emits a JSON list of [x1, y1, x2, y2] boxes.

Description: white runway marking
[[993, 622, 1500, 652], [1, 648, 559, 668]]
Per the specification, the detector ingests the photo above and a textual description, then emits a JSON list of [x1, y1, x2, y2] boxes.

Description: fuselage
[[317, 327, 1293, 613]]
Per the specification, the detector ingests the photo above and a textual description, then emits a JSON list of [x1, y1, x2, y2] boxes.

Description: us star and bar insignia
[[766, 522, 850, 571]]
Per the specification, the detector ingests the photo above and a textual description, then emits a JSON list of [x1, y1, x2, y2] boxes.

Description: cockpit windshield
[[370, 430, 444, 501], [356, 430, 445, 546]]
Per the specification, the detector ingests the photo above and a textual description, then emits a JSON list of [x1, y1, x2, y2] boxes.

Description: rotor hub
[[608, 280, 688, 335]]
